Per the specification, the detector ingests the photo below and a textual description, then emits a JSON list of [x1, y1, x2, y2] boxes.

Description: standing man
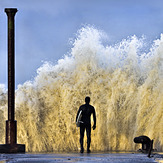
[[76, 96, 96, 153]]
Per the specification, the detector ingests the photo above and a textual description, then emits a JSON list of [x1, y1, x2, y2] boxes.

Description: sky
[[1, 0, 163, 88]]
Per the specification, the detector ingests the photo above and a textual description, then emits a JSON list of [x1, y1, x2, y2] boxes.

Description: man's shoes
[[80, 148, 84, 153], [87, 149, 91, 153]]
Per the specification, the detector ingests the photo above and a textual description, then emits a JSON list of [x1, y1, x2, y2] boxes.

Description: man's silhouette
[[76, 96, 96, 153]]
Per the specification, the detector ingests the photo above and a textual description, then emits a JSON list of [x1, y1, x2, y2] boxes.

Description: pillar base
[[0, 144, 25, 153], [6, 120, 17, 144]]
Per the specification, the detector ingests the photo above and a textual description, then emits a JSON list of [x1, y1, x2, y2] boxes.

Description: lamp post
[[5, 8, 17, 145], [0, 8, 25, 153]]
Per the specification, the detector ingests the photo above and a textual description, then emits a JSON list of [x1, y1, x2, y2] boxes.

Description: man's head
[[85, 96, 90, 104]]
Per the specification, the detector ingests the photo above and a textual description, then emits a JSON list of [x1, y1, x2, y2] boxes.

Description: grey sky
[[1, 0, 163, 87]]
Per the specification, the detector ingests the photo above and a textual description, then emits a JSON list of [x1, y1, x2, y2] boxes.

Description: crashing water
[[0, 27, 163, 152]]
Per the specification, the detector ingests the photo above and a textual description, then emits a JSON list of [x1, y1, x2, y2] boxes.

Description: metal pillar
[[5, 8, 17, 145], [0, 8, 25, 153]]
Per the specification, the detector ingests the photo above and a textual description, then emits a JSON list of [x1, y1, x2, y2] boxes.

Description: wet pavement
[[0, 152, 162, 163]]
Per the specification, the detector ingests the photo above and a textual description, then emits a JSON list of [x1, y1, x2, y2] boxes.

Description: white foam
[[0, 26, 162, 152]]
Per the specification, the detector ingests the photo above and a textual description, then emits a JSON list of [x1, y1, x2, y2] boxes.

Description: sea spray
[[0, 26, 162, 152], [0, 84, 6, 144]]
